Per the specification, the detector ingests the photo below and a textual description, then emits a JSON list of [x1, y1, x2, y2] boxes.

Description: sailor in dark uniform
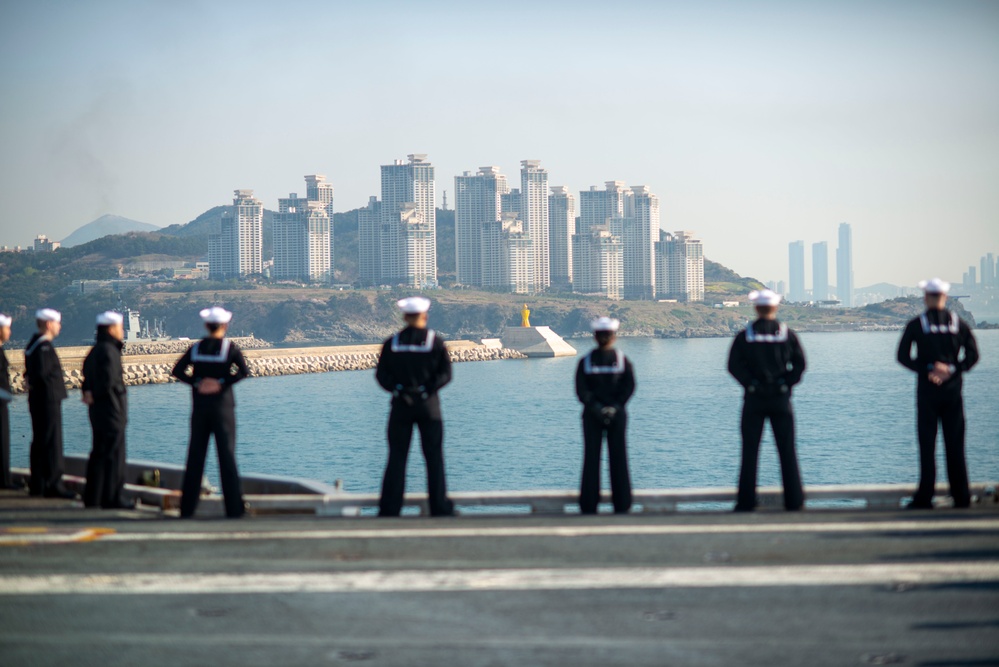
[[897, 278, 979, 509], [81, 311, 132, 509], [375, 296, 455, 517], [727, 290, 806, 512], [0, 313, 14, 489], [25, 308, 75, 499], [171, 307, 249, 519], [575, 317, 636, 515]]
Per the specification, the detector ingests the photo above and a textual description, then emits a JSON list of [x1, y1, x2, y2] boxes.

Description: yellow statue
[[521, 304, 531, 328]]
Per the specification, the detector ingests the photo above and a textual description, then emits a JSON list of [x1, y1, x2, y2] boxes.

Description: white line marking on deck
[[91, 519, 999, 543], [1, 562, 996, 595]]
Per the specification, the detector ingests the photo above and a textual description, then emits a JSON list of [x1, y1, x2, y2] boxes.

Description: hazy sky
[[1, 0, 997, 288]]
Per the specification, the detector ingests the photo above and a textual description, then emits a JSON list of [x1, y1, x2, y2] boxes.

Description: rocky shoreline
[[4, 345, 526, 394]]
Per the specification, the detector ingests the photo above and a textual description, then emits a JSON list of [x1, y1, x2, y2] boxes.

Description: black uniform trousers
[[737, 393, 804, 511], [579, 411, 632, 514], [28, 400, 66, 496], [913, 386, 970, 508], [83, 421, 127, 508], [379, 399, 453, 517], [180, 397, 244, 518], [0, 402, 11, 488]]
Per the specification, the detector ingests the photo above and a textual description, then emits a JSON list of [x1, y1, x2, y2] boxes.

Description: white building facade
[[272, 197, 331, 283], [548, 185, 575, 288], [520, 160, 549, 292], [656, 230, 704, 302], [573, 224, 623, 300], [209, 189, 263, 279], [454, 166, 506, 287]]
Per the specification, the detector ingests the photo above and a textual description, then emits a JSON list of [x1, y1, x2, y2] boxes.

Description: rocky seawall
[[5, 346, 526, 394], [122, 336, 271, 355]]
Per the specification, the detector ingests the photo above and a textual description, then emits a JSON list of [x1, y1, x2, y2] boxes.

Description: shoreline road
[[1, 491, 997, 666]]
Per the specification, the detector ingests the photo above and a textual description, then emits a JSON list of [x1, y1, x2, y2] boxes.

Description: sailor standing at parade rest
[[81, 311, 132, 509], [171, 307, 249, 519], [896, 278, 979, 510], [575, 317, 636, 515], [24, 308, 76, 499], [727, 290, 806, 512], [375, 296, 455, 517], [0, 313, 15, 489]]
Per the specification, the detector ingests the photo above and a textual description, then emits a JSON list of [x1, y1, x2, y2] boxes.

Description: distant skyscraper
[[272, 197, 331, 283], [501, 188, 520, 216], [812, 241, 829, 301], [656, 230, 704, 302], [392, 202, 435, 289], [357, 196, 381, 285], [981, 253, 995, 288], [621, 185, 659, 300], [579, 181, 630, 232], [304, 175, 335, 270], [209, 189, 263, 279], [454, 167, 505, 287], [573, 224, 623, 299], [548, 186, 575, 288], [499, 212, 533, 294], [520, 160, 550, 292], [968, 265, 977, 287], [836, 222, 854, 307], [379, 154, 436, 287], [788, 240, 805, 302]]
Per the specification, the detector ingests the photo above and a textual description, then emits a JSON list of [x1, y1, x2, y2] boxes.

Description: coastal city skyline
[[1, 1, 997, 289], [165, 154, 706, 301]]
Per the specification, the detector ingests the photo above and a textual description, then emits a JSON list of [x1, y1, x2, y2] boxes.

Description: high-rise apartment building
[[272, 198, 331, 283], [454, 166, 506, 287], [548, 186, 575, 288], [498, 212, 533, 294], [33, 235, 60, 253], [304, 175, 335, 269], [376, 154, 437, 287], [357, 196, 381, 285], [621, 185, 659, 300], [209, 189, 263, 279], [573, 224, 623, 300], [520, 160, 550, 292], [656, 230, 704, 302], [392, 202, 435, 289], [501, 188, 520, 216], [579, 181, 630, 232], [788, 240, 806, 302], [812, 241, 829, 301], [836, 222, 854, 307]]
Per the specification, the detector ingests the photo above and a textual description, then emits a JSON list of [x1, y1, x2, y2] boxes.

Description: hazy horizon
[[1, 0, 996, 288]]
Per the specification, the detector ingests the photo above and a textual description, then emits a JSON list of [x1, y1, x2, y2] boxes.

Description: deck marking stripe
[[88, 519, 999, 543], [0, 562, 996, 595]]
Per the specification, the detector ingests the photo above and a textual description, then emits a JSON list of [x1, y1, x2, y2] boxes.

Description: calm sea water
[[6, 331, 998, 495]]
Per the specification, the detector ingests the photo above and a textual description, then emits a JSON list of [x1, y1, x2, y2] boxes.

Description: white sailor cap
[[36, 308, 62, 323], [918, 278, 951, 295], [397, 296, 431, 315], [748, 289, 782, 306], [199, 306, 233, 324], [96, 311, 123, 326], [0, 314, 10, 327], [590, 317, 620, 332]]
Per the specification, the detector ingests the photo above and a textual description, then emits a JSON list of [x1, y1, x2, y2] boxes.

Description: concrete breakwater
[[4, 343, 527, 394], [122, 336, 271, 355]]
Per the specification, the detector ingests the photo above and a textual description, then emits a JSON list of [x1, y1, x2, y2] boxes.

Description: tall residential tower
[[836, 223, 854, 307]]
